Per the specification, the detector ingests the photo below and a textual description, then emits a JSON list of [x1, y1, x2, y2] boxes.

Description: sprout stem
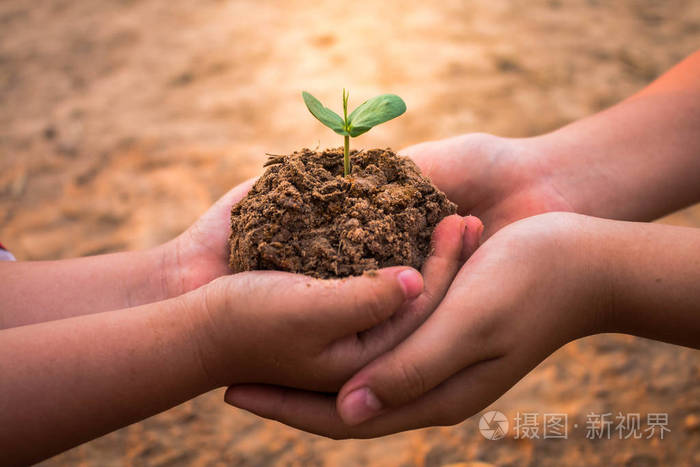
[[302, 89, 405, 177], [342, 88, 351, 177], [343, 134, 350, 176]]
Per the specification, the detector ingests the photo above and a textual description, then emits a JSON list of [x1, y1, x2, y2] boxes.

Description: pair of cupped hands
[[170, 133, 593, 438]]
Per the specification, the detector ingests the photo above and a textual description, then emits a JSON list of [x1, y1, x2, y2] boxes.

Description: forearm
[[533, 50, 700, 221], [594, 220, 700, 348], [0, 244, 178, 329], [0, 295, 215, 465]]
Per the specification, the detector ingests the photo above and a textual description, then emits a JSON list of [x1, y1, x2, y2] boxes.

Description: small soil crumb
[[229, 147, 457, 278]]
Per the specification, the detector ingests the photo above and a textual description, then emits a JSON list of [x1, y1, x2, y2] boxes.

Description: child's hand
[[184, 266, 420, 390], [182, 214, 482, 390], [223, 212, 610, 436], [0, 211, 480, 465]]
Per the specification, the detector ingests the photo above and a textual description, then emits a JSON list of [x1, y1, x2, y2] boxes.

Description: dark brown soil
[[228, 148, 457, 278]]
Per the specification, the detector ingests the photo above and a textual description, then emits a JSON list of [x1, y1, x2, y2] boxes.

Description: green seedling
[[302, 89, 406, 176]]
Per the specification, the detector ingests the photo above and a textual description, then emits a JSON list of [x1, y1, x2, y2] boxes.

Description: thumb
[[282, 266, 424, 338], [461, 215, 484, 260], [335, 281, 488, 425], [186, 177, 257, 247]]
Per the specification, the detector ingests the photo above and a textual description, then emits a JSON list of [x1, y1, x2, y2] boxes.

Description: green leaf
[[302, 91, 348, 136], [347, 94, 406, 137]]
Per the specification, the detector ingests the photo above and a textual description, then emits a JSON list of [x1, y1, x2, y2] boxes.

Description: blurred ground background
[[1, 0, 699, 465]]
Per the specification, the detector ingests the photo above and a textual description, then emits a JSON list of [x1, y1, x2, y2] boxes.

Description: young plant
[[302, 89, 406, 176]]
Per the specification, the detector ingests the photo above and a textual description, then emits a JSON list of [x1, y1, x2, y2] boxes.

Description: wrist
[[102, 246, 177, 309], [155, 237, 204, 300], [159, 232, 234, 300], [528, 95, 700, 222], [177, 277, 243, 388], [521, 132, 596, 216], [142, 296, 222, 393], [593, 220, 700, 347], [562, 215, 620, 336], [531, 213, 616, 339]]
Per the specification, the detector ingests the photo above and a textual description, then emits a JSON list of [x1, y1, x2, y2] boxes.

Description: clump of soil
[[229, 147, 457, 279]]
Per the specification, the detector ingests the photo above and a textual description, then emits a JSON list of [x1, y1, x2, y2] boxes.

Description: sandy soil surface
[[2, 1, 699, 465]]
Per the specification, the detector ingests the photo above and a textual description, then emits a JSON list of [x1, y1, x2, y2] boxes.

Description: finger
[[354, 215, 467, 356], [399, 141, 440, 181], [215, 178, 257, 208], [224, 384, 343, 436], [200, 178, 257, 228], [312, 266, 423, 337], [322, 216, 472, 385], [461, 215, 484, 260], [186, 177, 257, 252], [224, 353, 523, 439], [336, 267, 499, 425], [227, 266, 423, 339]]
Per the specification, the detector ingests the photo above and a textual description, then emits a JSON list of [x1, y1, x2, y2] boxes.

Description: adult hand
[[406, 47, 700, 232], [223, 212, 607, 436], [402, 133, 573, 239], [224, 50, 700, 436]]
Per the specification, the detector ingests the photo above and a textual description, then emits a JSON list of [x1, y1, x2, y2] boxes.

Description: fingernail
[[397, 269, 423, 299], [340, 387, 383, 425]]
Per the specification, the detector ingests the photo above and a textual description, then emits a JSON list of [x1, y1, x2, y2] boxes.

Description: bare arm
[[0, 214, 476, 464], [0, 295, 210, 464], [403, 50, 700, 237], [0, 265, 418, 465], [0, 248, 171, 328], [534, 49, 700, 221], [0, 180, 255, 329], [603, 218, 700, 347]]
